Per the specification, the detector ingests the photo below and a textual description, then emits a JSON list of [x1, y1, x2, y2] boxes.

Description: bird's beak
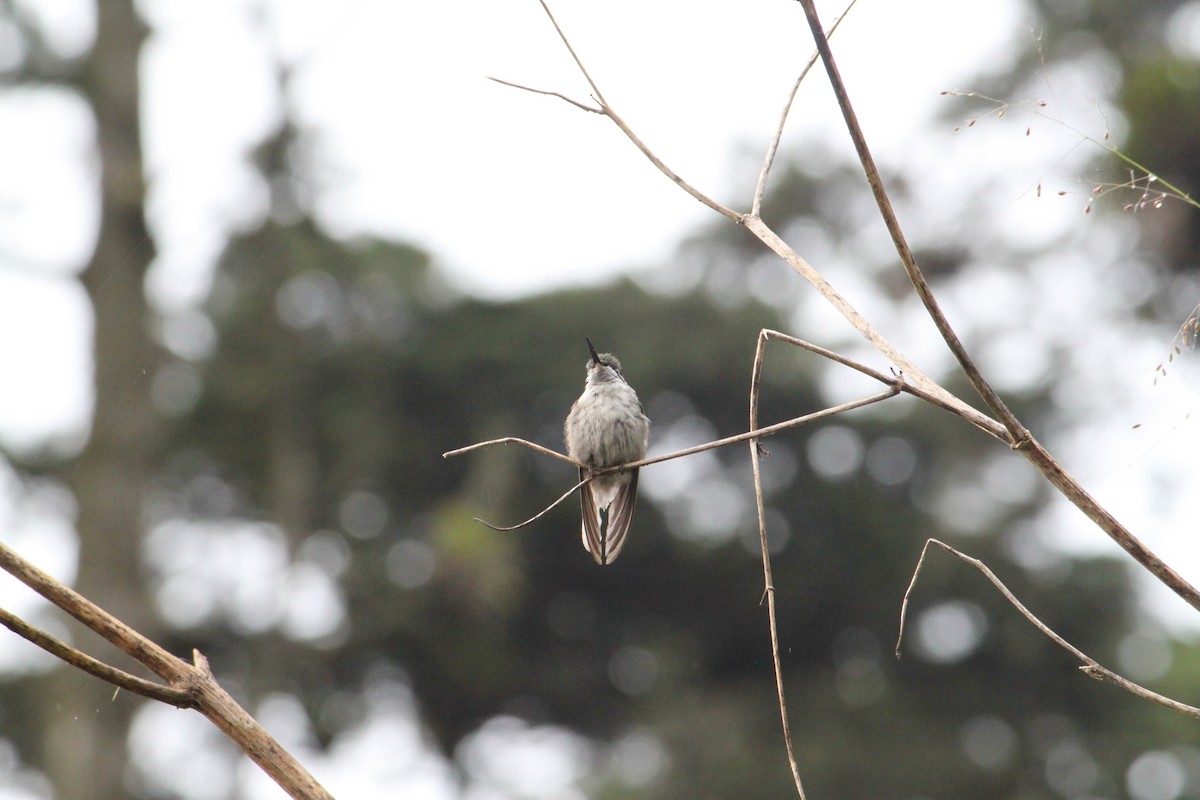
[[585, 337, 601, 365]]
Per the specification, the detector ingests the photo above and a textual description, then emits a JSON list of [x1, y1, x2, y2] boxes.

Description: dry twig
[[749, 331, 808, 799], [753, 0, 861, 216], [898, 539, 1200, 719]]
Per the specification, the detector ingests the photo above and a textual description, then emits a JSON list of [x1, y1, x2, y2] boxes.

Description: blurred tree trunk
[[43, 2, 161, 797]]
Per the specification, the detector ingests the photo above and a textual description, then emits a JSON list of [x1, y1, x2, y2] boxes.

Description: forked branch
[[0, 542, 334, 800]]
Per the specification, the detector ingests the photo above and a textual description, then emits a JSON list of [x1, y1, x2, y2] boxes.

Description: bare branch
[[753, 0, 861, 215], [474, 474, 593, 531], [898, 539, 1200, 719], [1012, 438, 1200, 611], [486, 76, 602, 114], [443, 437, 582, 466], [535, 0, 607, 105], [750, 328, 807, 799]]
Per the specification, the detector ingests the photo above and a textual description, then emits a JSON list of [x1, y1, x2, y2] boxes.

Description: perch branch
[[898, 539, 1200, 719], [447, 386, 899, 533], [610, 386, 899, 472], [443, 437, 581, 466], [445, 389, 902, 474]]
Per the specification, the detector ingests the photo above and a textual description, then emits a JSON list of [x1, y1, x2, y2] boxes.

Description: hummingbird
[[563, 338, 651, 565]]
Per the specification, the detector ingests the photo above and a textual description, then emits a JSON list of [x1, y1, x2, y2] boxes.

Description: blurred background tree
[[1, 1, 1200, 799]]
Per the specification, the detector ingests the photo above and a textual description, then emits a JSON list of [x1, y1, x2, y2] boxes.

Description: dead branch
[[749, 329, 808, 799], [790, 0, 1200, 613], [443, 436, 581, 465], [473, 473, 594, 531], [0, 542, 334, 800], [753, 0, 861, 216], [486, 76, 602, 114], [619, 386, 899, 470], [898, 539, 1200, 719]]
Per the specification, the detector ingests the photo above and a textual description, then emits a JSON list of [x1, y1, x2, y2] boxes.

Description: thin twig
[[0, 606, 193, 707], [750, 331, 807, 799], [443, 437, 582, 466], [486, 77, 602, 114], [757, 329, 1007, 440], [474, 474, 593, 531], [942, 90, 1198, 212], [609, 387, 899, 473], [897, 539, 1200, 719], [753, 0, 861, 216], [535, 0, 606, 105]]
